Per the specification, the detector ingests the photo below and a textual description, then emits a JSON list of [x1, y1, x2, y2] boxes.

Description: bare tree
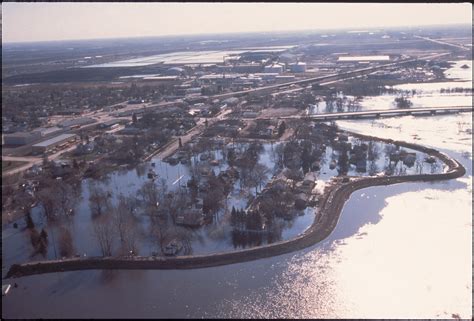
[[165, 189, 189, 225], [252, 163, 271, 193], [150, 218, 169, 255], [173, 226, 194, 255], [37, 187, 58, 221], [58, 226, 74, 258], [367, 141, 381, 161], [56, 180, 76, 223], [270, 143, 285, 169], [92, 213, 115, 257], [138, 180, 160, 209], [89, 183, 111, 217], [113, 195, 139, 255]]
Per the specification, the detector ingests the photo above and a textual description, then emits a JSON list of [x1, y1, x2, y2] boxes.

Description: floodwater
[[2, 132, 443, 264], [2, 61, 472, 318], [2, 141, 318, 263], [2, 112, 471, 318], [308, 59, 472, 114]]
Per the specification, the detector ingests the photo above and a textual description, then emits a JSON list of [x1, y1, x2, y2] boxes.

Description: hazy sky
[[2, 2, 472, 43]]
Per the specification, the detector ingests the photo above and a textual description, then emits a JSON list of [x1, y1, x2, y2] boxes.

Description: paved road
[[414, 35, 471, 51], [147, 108, 233, 161]]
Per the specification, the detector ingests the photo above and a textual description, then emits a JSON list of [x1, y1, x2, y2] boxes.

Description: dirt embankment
[[5, 132, 466, 279]]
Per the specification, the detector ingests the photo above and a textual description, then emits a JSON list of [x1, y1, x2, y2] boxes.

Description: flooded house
[[401, 152, 417, 167], [51, 159, 73, 177], [163, 239, 183, 256], [295, 179, 316, 194], [176, 208, 205, 227], [74, 142, 95, 155], [294, 193, 309, 210]]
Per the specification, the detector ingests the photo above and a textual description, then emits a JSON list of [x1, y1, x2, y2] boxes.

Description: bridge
[[274, 106, 473, 121]]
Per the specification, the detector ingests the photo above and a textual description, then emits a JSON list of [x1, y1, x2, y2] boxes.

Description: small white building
[[264, 63, 284, 74], [290, 62, 307, 73]]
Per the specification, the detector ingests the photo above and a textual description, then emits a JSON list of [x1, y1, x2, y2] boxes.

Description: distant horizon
[[2, 2, 471, 43], [2, 22, 471, 45]]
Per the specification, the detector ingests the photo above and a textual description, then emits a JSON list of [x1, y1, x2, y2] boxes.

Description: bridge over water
[[274, 106, 472, 121]]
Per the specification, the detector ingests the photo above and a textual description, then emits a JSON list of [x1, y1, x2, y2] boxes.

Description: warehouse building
[[3, 132, 42, 146], [289, 62, 307, 73], [32, 133, 78, 154], [264, 63, 284, 74], [98, 119, 122, 129], [337, 55, 390, 62], [32, 126, 63, 137], [58, 117, 96, 129], [231, 63, 263, 73]]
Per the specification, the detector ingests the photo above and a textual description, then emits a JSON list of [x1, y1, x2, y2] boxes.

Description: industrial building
[[264, 63, 284, 74], [198, 73, 242, 86], [32, 133, 78, 154], [289, 62, 307, 73], [55, 108, 85, 116], [222, 97, 240, 106], [58, 117, 96, 129], [3, 132, 41, 146], [337, 55, 390, 62], [231, 63, 263, 73], [165, 67, 185, 76], [32, 126, 63, 137], [98, 119, 122, 129]]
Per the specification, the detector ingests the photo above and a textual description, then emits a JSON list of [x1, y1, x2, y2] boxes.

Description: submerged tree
[[250, 163, 270, 194], [113, 195, 139, 255], [278, 121, 286, 137], [58, 227, 74, 258], [25, 211, 35, 229], [394, 96, 413, 109], [89, 183, 111, 218], [92, 212, 115, 257]]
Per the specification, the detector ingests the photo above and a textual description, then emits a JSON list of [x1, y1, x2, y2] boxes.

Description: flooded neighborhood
[[2, 3, 472, 319]]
